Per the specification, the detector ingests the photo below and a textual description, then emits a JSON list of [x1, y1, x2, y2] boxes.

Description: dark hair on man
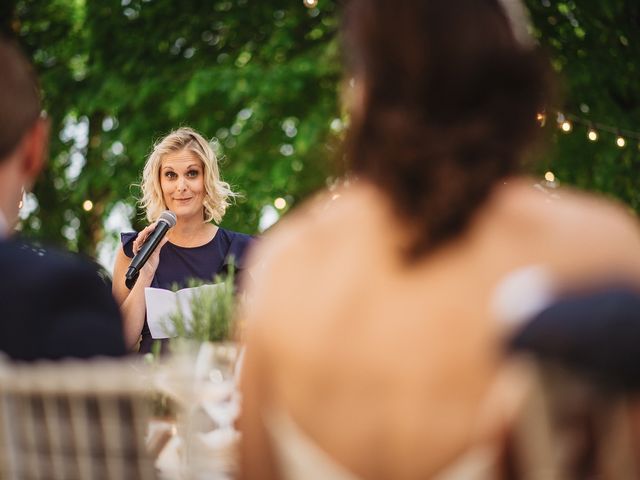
[[0, 37, 41, 160], [343, 0, 553, 259]]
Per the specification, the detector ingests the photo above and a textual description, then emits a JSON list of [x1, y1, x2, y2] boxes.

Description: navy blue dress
[[120, 227, 253, 353]]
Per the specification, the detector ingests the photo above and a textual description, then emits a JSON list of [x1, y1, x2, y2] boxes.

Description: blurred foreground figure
[[512, 286, 640, 391], [0, 37, 125, 360], [505, 287, 640, 477], [239, 1, 640, 478]]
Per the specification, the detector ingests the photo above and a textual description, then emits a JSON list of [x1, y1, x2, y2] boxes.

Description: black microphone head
[[158, 210, 177, 228]]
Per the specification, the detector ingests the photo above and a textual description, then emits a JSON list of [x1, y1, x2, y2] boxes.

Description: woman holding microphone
[[112, 127, 252, 353]]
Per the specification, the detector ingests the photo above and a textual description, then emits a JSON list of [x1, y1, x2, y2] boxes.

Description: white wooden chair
[[0, 358, 156, 480], [507, 360, 640, 479]]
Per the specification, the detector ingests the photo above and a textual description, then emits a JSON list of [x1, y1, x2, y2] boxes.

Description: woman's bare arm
[[112, 224, 167, 351]]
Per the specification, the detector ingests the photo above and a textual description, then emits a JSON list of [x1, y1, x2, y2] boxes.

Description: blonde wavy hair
[[139, 127, 236, 223]]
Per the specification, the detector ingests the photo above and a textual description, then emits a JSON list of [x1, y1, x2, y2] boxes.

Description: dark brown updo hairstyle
[[343, 0, 552, 258]]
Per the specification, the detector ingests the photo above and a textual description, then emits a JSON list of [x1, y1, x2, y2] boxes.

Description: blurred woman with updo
[[239, 0, 640, 478]]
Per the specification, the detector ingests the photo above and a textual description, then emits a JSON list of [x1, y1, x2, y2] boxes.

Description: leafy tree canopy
[[4, 0, 640, 263], [6, 0, 343, 263]]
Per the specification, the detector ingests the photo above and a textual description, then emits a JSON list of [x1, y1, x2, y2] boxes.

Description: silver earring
[[18, 186, 25, 209]]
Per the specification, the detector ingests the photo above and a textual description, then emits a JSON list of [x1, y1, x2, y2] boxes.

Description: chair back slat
[[0, 359, 156, 480], [508, 360, 640, 479]]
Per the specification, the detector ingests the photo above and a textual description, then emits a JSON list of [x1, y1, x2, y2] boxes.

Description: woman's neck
[[168, 218, 217, 247]]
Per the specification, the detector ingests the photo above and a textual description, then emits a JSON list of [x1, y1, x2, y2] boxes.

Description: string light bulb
[[274, 197, 287, 210], [544, 171, 555, 182], [536, 112, 546, 127], [303, 0, 318, 7], [83, 200, 94, 212], [546, 109, 640, 148]]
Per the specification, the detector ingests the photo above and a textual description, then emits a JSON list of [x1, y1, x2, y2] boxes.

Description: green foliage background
[[3, 0, 640, 260], [528, 0, 640, 210]]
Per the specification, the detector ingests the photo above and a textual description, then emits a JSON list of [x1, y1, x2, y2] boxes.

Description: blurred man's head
[[0, 37, 48, 232]]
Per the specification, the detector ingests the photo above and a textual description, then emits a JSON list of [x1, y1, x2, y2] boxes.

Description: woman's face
[[159, 149, 206, 221]]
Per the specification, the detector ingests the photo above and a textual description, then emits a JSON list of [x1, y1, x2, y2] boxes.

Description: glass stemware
[[155, 340, 241, 479]]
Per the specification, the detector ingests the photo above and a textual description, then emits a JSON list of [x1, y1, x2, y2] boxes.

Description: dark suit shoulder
[[0, 238, 126, 361], [5, 240, 79, 270]]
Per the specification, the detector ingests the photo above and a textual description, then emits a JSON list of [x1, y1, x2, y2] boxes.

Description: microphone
[[125, 210, 177, 289]]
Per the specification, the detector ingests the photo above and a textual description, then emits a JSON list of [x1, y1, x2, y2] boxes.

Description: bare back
[[240, 177, 640, 480]]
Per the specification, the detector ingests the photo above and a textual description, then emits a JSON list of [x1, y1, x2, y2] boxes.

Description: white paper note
[[145, 284, 223, 339]]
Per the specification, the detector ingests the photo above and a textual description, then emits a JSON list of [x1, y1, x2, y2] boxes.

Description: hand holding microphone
[[125, 210, 177, 289]]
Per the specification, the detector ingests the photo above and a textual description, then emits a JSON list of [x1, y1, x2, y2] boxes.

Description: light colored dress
[[265, 409, 500, 480]]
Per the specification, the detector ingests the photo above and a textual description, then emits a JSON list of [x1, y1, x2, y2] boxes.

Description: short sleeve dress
[[120, 227, 253, 353]]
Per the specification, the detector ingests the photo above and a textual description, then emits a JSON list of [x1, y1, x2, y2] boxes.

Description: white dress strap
[[265, 409, 362, 480], [492, 265, 556, 330]]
